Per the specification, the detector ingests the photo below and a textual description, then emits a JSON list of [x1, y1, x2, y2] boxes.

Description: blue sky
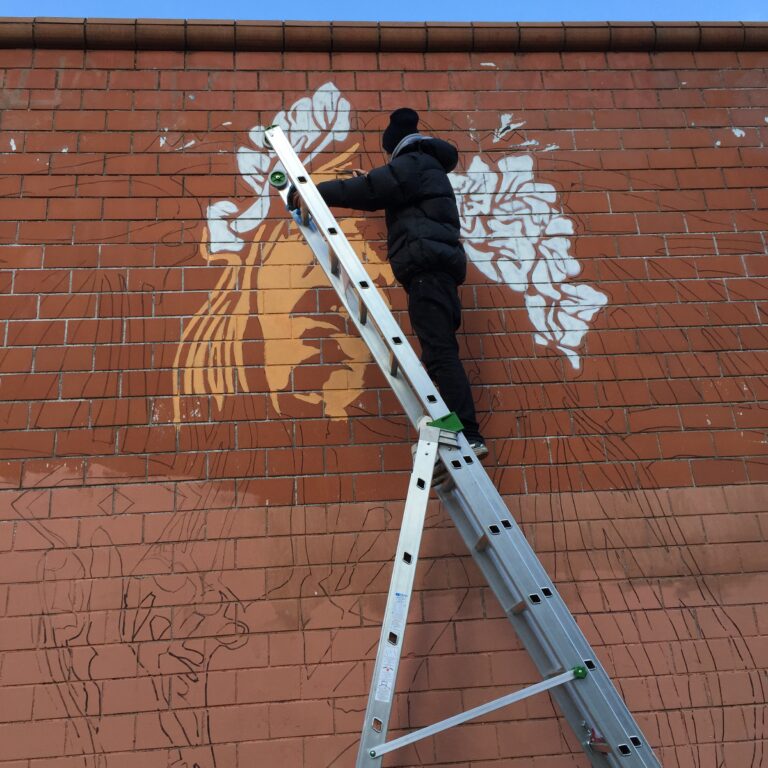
[[17, 0, 768, 21]]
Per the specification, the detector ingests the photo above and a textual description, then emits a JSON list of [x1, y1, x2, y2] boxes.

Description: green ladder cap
[[427, 412, 463, 433], [269, 170, 287, 188], [572, 665, 588, 679]]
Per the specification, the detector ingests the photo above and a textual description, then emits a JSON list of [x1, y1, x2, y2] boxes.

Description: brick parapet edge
[[0, 18, 767, 51]]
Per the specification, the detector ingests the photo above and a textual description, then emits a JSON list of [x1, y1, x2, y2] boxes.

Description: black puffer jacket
[[316, 138, 467, 289]]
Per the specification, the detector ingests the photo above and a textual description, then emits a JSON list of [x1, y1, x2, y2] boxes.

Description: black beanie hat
[[382, 107, 419, 153]]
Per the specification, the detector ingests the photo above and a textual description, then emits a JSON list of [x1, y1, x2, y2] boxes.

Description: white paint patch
[[541, 144, 559, 152], [187, 93, 196, 100], [731, 127, 745, 138], [208, 82, 351, 254], [480, 62, 497, 68], [450, 147, 607, 370], [493, 113, 526, 143], [681, 81, 687, 85], [764, 116, 768, 123], [515, 139, 539, 148], [466, 112, 476, 140], [9, 139, 16, 151], [207, 201, 244, 253], [715, 140, 721, 147], [61, 147, 68, 153], [175, 140, 196, 151], [159, 136, 166, 147], [222, 121, 232, 126]]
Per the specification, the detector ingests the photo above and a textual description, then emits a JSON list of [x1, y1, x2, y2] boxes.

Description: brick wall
[[0, 22, 766, 767]]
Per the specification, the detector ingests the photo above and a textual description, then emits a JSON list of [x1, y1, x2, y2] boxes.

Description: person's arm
[[287, 157, 418, 220], [316, 159, 416, 212]]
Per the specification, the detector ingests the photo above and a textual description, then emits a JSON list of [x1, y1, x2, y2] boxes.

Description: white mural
[[177, 86, 607, 421], [450, 117, 607, 370], [207, 83, 351, 253]]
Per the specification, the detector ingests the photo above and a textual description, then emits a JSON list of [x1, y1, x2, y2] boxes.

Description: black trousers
[[407, 272, 483, 443]]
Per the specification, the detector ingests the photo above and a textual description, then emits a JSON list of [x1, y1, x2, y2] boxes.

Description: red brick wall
[[0, 37, 767, 768]]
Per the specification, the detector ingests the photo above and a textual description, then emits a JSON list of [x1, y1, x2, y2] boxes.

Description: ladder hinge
[[587, 727, 611, 754]]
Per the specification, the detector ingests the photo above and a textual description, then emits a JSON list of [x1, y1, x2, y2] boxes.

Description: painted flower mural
[[449, 138, 607, 370], [207, 83, 354, 256]]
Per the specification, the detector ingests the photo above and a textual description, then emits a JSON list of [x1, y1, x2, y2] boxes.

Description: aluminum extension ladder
[[264, 125, 662, 768]]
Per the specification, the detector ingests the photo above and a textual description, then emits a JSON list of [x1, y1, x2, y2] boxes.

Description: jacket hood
[[417, 138, 459, 173]]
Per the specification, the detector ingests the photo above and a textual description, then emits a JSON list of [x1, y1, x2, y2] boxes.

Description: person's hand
[[336, 168, 366, 178], [286, 184, 299, 210], [299, 196, 310, 225], [287, 185, 310, 225]]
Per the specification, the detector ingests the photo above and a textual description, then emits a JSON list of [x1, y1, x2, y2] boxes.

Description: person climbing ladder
[[288, 107, 487, 457]]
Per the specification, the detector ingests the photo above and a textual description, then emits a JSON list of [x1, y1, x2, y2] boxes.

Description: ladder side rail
[[425, 450, 570, 675], [265, 126, 662, 768], [438, 485, 659, 767], [467, 504, 655, 761], [356, 425, 443, 767], [265, 126, 448, 426], [438, 465, 658, 762], [285, 204, 430, 427], [481, 535, 653, 766], [421, 448, 656, 764], [434, 457, 649, 748], [412, 501, 616, 768], [438, 489, 570, 674]]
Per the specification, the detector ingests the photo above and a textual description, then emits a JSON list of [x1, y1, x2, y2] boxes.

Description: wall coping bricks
[[1, 18, 767, 51]]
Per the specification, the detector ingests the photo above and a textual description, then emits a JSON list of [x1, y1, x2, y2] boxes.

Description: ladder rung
[[389, 351, 399, 377], [509, 599, 527, 615]]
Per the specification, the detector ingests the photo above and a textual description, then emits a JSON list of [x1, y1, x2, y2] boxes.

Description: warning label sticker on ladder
[[374, 646, 399, 703], [390, 591, 408, 634], [374, 592, 409, 703]]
